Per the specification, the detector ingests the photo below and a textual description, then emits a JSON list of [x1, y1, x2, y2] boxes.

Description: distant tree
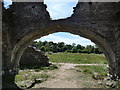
[[43, 41, 47, 46], [66, 44, 73, 50], [78, 49, 81, 53], [58, 42, 65, 48], [31, 41, 103, 54], [81, 49, 89, 54], [45, 42, 52, 51], [66, 50, 72, 53], [36, 41, 43, 49], [86, 45, 94, 53], [94, 48, 101, 54], [62, 46, 67, 52], [71, 47, 78, 53], [77, 44, 82, 50], [81, 46, 85, 50], [40, 46, 46, 52], [57, 42, 65, 52], [49, 41, 54, 45], [72, 43, 76, 47], [52, 43, 58, 53]]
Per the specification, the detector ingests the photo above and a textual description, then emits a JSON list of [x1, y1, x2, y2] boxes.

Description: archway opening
[[3, 0, 12, 9], [44, 0, 78, 20], [15, 32, 110, 89]]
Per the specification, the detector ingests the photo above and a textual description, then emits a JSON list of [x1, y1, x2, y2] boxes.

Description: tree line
[[31, 41, 103, 54]]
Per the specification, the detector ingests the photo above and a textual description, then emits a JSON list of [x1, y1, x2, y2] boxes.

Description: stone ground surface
[[32, 63, 105, 88]]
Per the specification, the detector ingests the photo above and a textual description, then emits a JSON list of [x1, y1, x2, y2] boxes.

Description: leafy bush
[[81, 49, 90, 54], [40, 46, 46, 52], [71, 47, 78, 53]]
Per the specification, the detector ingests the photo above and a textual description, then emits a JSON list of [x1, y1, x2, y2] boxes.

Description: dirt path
[[33, 63, 105, 88], [53, 63, 106, 67]]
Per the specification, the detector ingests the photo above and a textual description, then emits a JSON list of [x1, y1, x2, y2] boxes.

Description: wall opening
[[36, 32, 95, 46], [3, 0, 12, 9], [44, 0, 78, 20], [15, 32, 109, 89]]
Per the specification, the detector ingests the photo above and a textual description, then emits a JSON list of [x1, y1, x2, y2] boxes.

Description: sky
[[44, 0, 78, 20], [3, 0, 12, 8], [36, 32, 95, 46], [4, 0, 95, 46]]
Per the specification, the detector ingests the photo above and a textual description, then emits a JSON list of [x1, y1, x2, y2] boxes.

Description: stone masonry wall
[[2, 2, 120, 88]]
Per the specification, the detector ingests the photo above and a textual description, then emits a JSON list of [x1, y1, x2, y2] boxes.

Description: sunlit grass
[[15, 64, 59, 88], [48, 53, 107, 64], [75, 65, 108, 77]]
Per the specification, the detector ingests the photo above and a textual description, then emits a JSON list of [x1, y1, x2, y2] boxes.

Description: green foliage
[[48, 53, 107, 64], [77, 49, 81, 53], [94, 48, 102, 54], [15, 70, 49, 82], [81, 49, 90, 54], [15, 64, 59, 87], [77, 44, 83, 50], [66, 50, 72, 53], [86, 45, 94, 53], [31, 41, 103, 54], [52, 44, 58, 53], [71, 47, 78, 53], [66, 45, 73, 50], [58, 42, 65, 48], [40, 46, 46, 52]]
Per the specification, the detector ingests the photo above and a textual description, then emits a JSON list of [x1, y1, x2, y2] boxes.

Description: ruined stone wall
[[115, 25, 120, 79], [2, 2, 51, 71], [68, 2, 120, 79], [2, 1, 120, 88]]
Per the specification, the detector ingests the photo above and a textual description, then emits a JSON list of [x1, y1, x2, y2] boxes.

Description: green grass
[[15, 70, 49, 88], [15, 64, 59, 88], [74, 65, 118, 88], [15, 71, 49, 82], [15, 64, 58, 82], [48, 53, 107, 64], [75, 65, 108, 78]]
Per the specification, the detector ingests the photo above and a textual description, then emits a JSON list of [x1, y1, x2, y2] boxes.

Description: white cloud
[[45, 0, 78, 2], [4, 0, 12, 8], [44, 1, 78, 19]]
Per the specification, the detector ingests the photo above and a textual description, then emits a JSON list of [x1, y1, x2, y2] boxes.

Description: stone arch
[[2, 1, 120, 89], [11, 24, 115, 76]]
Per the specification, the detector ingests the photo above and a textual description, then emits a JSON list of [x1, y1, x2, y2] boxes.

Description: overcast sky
[[4, 0, 95, 46]]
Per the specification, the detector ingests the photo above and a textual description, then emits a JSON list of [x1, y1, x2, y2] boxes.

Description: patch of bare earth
[[33, 63, 104, 88]]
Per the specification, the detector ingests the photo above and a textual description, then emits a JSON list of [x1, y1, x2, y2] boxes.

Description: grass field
[[75, 65, 108, 77], [48, 53, 107, 64], [15, 52, 117, 88]]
